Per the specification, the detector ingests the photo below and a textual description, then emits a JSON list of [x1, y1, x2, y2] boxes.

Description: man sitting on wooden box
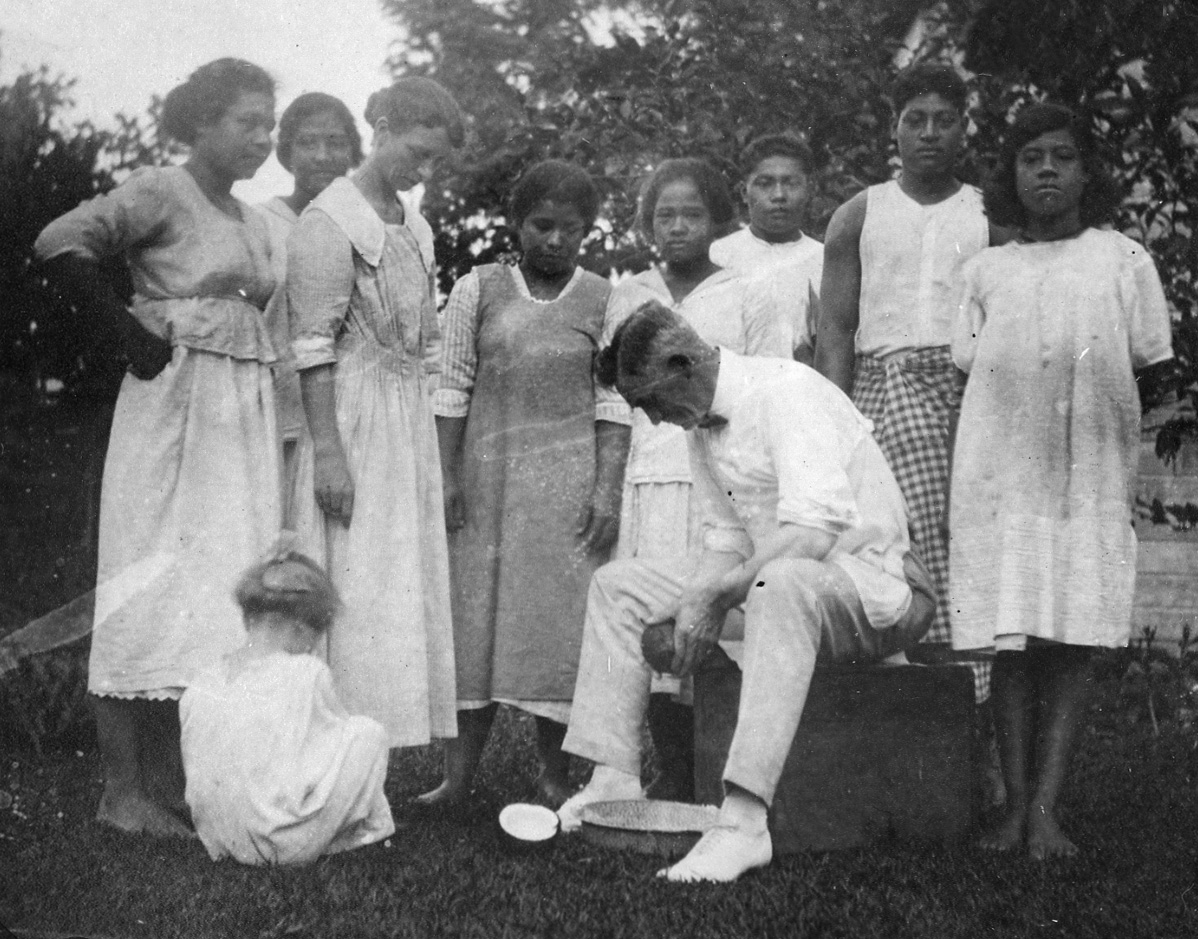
[[558, 301, 935, 882]]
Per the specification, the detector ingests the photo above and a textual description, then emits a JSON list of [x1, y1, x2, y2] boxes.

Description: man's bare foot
[[978, 807, 1026, 852], [657, 825, 772, 883], [97, 789, 193, 838], [1027, 808, 1078, 860]]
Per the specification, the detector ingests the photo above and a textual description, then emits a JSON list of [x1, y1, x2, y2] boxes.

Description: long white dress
[[34, 166, 281, 697], [288, 178, 457, 747], [950, 229, 1173, 651], [181, 651, 394, 865]]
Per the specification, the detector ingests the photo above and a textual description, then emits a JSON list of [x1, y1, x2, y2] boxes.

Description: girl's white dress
[[950, 229, 1173, 650], [181, 651, 394, 865], [288, 179, 456, 747]]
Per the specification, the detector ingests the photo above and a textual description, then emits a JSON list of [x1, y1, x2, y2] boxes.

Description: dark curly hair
[[510, 159, 601, 228], [235, 550, 341, 633], [276, 92, 363, 173], [161, 58, 275, 145], [983, 103, 1122, 229], [636, 158, 737, 238], [890, 62, 968, 116], [363, 77, 466, 148], [738, 132, 814, 178]]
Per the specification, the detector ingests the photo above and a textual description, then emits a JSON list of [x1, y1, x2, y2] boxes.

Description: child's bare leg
[[980, 652, 1033, 851], [93, 695, 190, 837], [414, 704, 496, 807], [1026, 644, 1093, 860], [140, 700, 188, 818], [533, 717, 572, 808]]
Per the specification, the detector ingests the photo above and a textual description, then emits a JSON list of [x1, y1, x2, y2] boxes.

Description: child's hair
[[983, 102, 1122, 229], [509, 159, 601, 228], [234, 550, 341, 633], [890, 62, 968, 115], [276, 92, 364, 172], [161, 58, 275, 145], [738, 132, 814, 178], [635, 158, 737, 238], [363, 77, 466, 148]]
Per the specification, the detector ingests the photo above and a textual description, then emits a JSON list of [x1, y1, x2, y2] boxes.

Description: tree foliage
[[385, 0, 940, 286], [386, 0, 1198, 454], [0, 58, 174, 401]]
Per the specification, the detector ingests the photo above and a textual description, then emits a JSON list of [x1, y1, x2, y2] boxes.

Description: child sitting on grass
[[180, 549, 394, 865], [949, 103, 1174, 859]]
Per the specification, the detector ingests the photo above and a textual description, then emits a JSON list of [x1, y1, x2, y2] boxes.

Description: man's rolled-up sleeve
[[767, 396, 861, 536]]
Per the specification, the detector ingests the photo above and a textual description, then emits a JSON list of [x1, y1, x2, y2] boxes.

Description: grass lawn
[[1, 692, 1196, 939]]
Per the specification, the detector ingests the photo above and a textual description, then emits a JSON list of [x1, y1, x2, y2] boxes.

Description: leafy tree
[[0, 58, 175, 402], [384, 0, 939, 288], [387, 0, 1197, 458]]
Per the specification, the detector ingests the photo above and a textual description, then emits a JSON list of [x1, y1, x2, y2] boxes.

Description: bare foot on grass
[[978, 808, 1026, 852], [411, 781, 469, 812], [657, 825, 772, 883], [97, 789, 194, 838], [1027, 808, 1077, 860]]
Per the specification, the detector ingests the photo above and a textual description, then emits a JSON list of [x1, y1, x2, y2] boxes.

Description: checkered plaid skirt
[[853, 348, 962, 645], [854, 349, 990, 701]]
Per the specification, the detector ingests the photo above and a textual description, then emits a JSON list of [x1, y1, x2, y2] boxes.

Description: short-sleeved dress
[[181, 651, 394, 865], [435, 264, 629, 720], [288, 178, 456, 748], [950, 229, 1174, 650], [34, 166, 282, 697]]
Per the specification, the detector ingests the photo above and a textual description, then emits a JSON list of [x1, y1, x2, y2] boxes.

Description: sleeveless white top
[[858, 179, 988, 356]]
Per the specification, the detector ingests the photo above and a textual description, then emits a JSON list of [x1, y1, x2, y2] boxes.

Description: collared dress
[[435, 264, 628, 721], [950, 229, 1173, 651], [34, 166, 282, 698], [288, 177, 456, 748]]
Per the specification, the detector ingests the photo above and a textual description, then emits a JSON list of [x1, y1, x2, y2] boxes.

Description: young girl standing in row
[[950, 104, 1174, 859]]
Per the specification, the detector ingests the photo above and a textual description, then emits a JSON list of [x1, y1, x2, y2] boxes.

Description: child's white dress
[[180, 651, 394, 865], [949, 229, 1173, 651]]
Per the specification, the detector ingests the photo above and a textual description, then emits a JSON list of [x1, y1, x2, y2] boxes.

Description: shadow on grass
[[1, 699, 1196, 939]]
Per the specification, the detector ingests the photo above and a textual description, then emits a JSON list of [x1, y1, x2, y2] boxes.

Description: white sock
[[718, 789, 768, 834], [557, 765, 643, 832]]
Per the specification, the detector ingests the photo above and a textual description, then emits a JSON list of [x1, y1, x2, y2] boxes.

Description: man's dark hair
[[890, 62, 968, 115], [739, 132, 814, 177]]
